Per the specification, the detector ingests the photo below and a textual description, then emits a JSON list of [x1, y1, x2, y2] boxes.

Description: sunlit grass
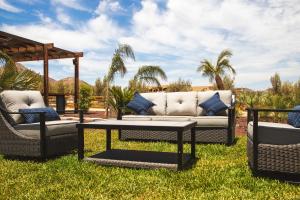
[[0, 130, 299, 199]]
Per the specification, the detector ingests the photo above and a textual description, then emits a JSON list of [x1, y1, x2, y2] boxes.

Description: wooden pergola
[[0, 31, 83, 110]]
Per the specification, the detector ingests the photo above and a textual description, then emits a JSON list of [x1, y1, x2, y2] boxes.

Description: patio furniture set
[[0, 90, 299, 182]]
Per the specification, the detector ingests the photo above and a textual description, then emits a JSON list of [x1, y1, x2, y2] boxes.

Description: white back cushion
[[0, 90, 46, 124], [141, 92, 166, 115], [197, 90, 232, 115], [166, 92, 198, 116]]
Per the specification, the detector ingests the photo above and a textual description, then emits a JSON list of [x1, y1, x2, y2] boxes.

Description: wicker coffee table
[[77, 120, 197, 171]]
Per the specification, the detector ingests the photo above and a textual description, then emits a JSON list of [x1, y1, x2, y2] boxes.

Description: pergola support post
[[43, 44, 49, 106], [73, 56, 80, 112]]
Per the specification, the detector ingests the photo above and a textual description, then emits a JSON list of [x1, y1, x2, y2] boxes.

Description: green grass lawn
[[0, 130, 299, 200]]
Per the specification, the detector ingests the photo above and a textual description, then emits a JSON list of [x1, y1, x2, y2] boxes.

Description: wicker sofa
[[120, 90, 236, 145], [0, 90, 82, 159], [247, 108, 300, 182]]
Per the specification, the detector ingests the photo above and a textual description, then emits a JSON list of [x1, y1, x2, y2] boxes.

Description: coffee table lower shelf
[[84, 149, 195, 170]]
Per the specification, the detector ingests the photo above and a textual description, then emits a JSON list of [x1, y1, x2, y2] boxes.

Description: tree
[[56, 80, 65, 94], [79, 84, 93, 111], [105, 43, 135, 117], [270, 73, 281, 94], [128, 79, 149, 92], [295, 79, 300, 104], [0, 51, 41, 92], [107, 43, 135, 83], [133, 65, 167, 87], [223, 75, 235, 90], [166, 78, 192, 92], [197, 49, 235, 90], [107, 86, 134, 119], [94, 75, 108, 96]]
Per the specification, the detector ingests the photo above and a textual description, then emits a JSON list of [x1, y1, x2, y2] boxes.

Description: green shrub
[[79, 84, 93, 111], [166, 78, 192, 92], [107, 86, 134, 119]]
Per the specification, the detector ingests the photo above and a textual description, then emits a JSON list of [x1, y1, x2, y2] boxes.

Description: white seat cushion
[[122, 115, 228, 128], [151, 116, 191, 121], [248, 121, 300, 145], [191, 116, 228, 127], [141, 92, 166, 115], [15, 120, 78, 139], [122, 115, 152, 121], [166, 92, 198, 116], [197, 90, 232, 116], [0, 90, 46, 124]]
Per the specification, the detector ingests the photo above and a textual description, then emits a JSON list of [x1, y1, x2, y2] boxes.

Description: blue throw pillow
[[127, 92, 155, 115], [19, 107, 61, 124], [199, 92, 228, 116], [206, 101, 229, 116], [288, 105, 300, 128]]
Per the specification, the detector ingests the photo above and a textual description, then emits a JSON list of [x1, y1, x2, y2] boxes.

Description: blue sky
[[0, 0, 300, 89]]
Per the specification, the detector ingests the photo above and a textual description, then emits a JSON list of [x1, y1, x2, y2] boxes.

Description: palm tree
[[105, 43, 135, 117], [107, 86, 134, 119], [107, 43, 135, 82], [0, 51, 40, 92], [133, 65, 167, 88], [197, 49, 235, 90]]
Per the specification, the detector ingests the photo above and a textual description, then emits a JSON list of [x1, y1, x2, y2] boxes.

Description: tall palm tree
[[107, 43, 135, 82], [197, 49, 235, 90], [0, 51, 40, 92], [133, 65, 167, 88], [105, 43, 135, 117]]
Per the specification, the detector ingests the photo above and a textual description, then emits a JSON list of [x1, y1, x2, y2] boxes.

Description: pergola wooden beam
[[0, 31, 83, 110], [12, 52, 83, 62], [73, 57, 80, 111], [43, 44, 49, 106], [2, 43, 54, 54]]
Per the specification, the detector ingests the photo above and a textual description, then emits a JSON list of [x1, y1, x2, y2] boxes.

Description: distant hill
[[58, 77, 92, 88], [1, 63, 92, 87], [15, 63, 57, 84]]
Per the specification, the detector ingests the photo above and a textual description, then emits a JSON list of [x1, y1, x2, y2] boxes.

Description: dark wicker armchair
[[247, 108, 300, 182], [0, 90, 84, 159], [0, 107, 83, 159]]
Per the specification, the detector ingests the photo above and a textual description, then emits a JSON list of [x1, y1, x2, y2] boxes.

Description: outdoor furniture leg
[[191, 128, 196, 159], [177, 130, 183, 170], [78, 127, 84, 160], [39, 113, 47, 160], [106, 129, 111, 151]]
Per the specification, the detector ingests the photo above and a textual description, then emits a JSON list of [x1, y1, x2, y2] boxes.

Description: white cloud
[[1, 0, 300, 89], [15, 0, 40, 5], [35, 11, 52, 24], [0, 0, 22, 13], [95, 0, 124, 15], [51, 0, 90, 12], [56, 8, 71, 25], [120, 0, 300, 89], [1, 14, 123, 51]]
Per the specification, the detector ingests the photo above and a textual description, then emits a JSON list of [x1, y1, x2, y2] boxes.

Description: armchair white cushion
[[0, 90, 46, 124]]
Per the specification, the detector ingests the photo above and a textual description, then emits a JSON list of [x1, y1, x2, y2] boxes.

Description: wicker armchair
[[0, 90, 83, 159], [247, 108, 300, 182]]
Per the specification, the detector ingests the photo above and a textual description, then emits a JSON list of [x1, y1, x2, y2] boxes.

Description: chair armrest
[[246, 108, 300, 124], [227, 105, 236, 128], [2, 110, 47, 115]]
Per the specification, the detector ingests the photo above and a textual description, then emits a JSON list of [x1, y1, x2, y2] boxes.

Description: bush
[[79, 84, 93, 111], [107, 86, 134, 119], [166, 78, 192, 92]]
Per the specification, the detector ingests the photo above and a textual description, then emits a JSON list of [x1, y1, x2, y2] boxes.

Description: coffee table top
[[76, 120, 196, 131]]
